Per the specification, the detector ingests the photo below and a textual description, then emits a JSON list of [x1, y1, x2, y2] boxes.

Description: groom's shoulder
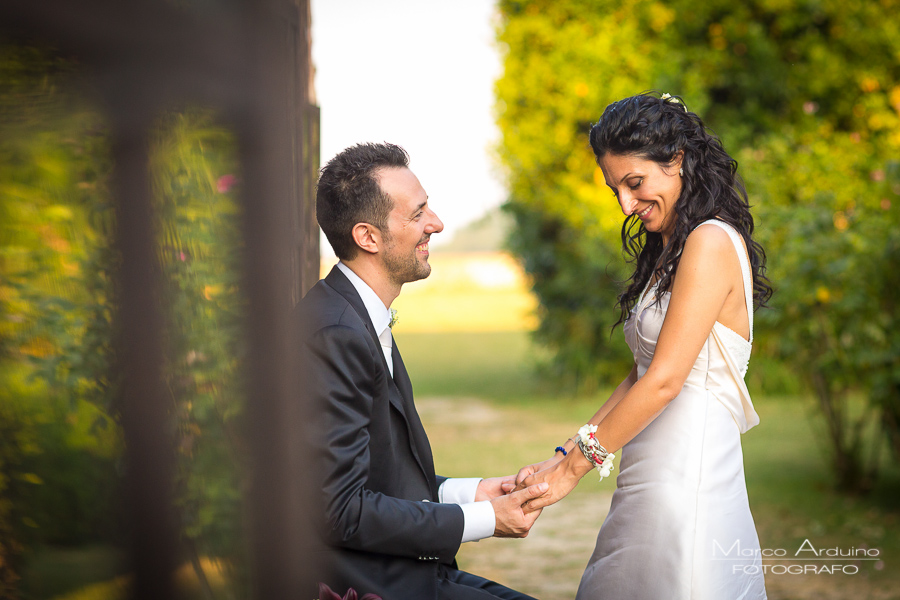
[[294, 278, 364, 337]]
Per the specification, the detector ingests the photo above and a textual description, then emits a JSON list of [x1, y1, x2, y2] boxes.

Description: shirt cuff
[[458, 501, 496, 543], [438, 477, 481, 505], [437, 478, 495, 543]]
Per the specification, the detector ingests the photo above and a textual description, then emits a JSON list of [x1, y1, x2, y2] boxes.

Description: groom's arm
[[437, 478, 495, 542], [305, 323, 464, 563]]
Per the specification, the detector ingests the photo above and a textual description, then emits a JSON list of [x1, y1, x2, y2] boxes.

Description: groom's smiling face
[[377, 166, 444, 285]]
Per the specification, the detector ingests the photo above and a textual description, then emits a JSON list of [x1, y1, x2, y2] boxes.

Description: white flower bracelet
[[575, 424, 616, 481]]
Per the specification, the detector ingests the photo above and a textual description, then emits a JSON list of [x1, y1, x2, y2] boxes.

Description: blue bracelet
[[555, 446, 568, 456]]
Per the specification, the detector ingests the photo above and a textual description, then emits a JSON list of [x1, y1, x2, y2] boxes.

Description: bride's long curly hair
[[589, 92, 773, 326]]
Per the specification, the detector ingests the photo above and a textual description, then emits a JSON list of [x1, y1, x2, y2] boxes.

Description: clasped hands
[[476, 475, 546, 538], [480, 450, 591, 538]]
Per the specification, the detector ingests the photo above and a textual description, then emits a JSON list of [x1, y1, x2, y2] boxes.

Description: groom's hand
[[475, 475, 517, 501], [490, 482, 549, 538]]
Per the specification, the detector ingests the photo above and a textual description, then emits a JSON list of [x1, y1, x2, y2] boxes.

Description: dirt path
[[456, 493, 611, 600]]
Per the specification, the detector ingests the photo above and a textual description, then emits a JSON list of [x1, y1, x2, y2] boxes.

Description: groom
[[297, 142, 546, 599]]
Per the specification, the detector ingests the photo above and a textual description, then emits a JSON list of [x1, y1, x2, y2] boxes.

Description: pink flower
[[217, 174, 237, 193], [317, 582, 382, 600]]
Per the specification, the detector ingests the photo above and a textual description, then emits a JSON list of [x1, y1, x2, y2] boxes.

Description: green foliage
[[504, 204, 632, 389], [496, 0, 900, 490], [148, 110, 248, 576], [496, 0, 669, 391], [0, 44, 121, 597], [2, 43, 249, 596], [19, 544, 124, 599]]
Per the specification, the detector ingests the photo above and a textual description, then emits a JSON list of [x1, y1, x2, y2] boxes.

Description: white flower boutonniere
[[389, 308, 399, 329]]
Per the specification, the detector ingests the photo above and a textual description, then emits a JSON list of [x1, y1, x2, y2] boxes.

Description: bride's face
[[599, 152, 684, 243]]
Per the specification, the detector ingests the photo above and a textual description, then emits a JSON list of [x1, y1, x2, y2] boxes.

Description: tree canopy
[[495, 0, 900, 490]]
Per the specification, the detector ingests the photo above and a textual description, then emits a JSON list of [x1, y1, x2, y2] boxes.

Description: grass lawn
[[403, 330, 900, 600]]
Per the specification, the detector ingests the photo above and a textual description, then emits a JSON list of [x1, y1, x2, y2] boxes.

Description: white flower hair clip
[[660, 93, 686, 110]]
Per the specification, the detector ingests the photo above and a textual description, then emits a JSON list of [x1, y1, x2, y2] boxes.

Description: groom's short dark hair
[[316, 142, 410, 260]]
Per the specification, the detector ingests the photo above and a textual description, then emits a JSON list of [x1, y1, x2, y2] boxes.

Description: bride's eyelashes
[[607, 178, 643, 198]]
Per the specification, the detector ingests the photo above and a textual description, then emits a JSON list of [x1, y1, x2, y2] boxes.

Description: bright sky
[[309, 0, 505, 251]]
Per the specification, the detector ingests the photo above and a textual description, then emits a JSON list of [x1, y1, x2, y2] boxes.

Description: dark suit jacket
[[297, 266, 465, 599]]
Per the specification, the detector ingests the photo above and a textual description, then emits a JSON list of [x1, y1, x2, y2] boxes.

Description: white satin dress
[[576, 220, 767, 600]]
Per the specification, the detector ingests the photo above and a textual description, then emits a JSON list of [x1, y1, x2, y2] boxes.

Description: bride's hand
[[514, 455, 564, 491], [519, 453, 594, 513]]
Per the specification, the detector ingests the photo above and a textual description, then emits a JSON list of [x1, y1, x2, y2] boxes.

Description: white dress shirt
[[336, 262, 495, 542]]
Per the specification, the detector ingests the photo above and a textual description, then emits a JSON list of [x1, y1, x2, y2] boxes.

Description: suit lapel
[[323, 266, 437, 497], [324, 267, 384, 360], [392, 340, 439, 500]]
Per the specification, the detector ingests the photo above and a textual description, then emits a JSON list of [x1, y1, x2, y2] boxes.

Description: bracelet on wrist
[[575, 424, 616, 481], [554, 446, 568, 456]]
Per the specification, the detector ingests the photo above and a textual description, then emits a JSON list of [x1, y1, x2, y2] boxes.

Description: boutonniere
[[389, 308, 398, 329]]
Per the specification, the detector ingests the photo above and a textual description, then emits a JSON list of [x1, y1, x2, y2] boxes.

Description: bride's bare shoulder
[[682, 222, 735, 260]]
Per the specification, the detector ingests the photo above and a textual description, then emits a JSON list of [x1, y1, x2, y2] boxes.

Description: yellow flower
[[833, 212, 849, 231], [860, 76, 880, 93], [203, 284, 222, 300]]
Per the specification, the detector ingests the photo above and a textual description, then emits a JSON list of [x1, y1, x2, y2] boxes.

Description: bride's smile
[[600, 151, 684, 244]]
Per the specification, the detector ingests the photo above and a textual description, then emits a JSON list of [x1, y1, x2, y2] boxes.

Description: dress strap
[[694, 219, 754, 343], [635, 276, 655, 311]]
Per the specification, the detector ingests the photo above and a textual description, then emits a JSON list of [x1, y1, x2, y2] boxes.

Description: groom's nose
[[425, 208, 444, 234]]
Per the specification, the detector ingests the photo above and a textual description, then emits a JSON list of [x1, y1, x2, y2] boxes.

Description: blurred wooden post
[[0, 0, 319, 597], [236, 0, 318, 596], [109, 107, 178, 600], [297, 1, 322, 299]]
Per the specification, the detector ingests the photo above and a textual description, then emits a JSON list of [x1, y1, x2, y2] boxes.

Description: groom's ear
[[351, 222, 382, 255]]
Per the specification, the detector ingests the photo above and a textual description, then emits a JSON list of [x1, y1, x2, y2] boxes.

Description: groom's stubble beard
[[383, 233, 432, 286]]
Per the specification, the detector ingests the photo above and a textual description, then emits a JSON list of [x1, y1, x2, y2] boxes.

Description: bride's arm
[[515, 365, 638, 487], [589, 363, 639, 424], [522, 225, 741, 510]]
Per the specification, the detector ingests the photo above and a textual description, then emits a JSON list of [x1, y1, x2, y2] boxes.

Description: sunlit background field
[[321, 251, 539, 334]]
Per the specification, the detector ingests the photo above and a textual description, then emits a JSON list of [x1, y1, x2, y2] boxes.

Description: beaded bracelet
[[575, 424, 616, 481], [554, 446, 568, 456]]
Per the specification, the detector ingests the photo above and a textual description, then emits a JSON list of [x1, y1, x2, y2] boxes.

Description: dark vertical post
[[295, 0, 321, 299], [111, 112, 178, 599], [302, 103, 321, 294], [237, 0, 315, 596]]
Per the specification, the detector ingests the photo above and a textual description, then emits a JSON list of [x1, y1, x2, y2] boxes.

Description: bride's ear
[[672, 151, 685, 175]]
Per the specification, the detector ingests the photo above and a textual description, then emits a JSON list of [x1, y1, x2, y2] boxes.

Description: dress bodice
[[623, 219, 759, 433]]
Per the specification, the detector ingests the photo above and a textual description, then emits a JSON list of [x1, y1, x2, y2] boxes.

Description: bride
[[516, 92, 772, 599]]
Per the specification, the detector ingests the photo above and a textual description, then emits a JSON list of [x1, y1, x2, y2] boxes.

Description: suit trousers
[[438, 565, 538, 600]]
